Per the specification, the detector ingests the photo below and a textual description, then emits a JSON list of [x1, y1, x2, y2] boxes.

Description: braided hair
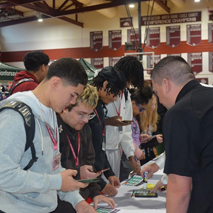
[[115, 56, 144, 89]]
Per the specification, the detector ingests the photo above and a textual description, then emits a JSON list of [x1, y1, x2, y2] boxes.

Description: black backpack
[[0, 101, 37, 170]]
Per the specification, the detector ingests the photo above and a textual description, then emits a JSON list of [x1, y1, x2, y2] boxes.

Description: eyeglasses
[[73, 108, 96, 120], [135, 102, 146, 112]]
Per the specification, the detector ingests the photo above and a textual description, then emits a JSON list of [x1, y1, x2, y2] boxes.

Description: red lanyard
[[46, 124, 58, 150], [113, 90, 124, 116], [146, 124, 150, 134], [94, 109, 105, 137], [66, 133, 80, 166]]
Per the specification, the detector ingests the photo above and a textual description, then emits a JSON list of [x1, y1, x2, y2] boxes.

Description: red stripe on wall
[[1, 40, 213, 63]]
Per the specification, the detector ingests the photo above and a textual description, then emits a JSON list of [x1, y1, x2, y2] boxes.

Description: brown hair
[[139, 94, 159, 133]]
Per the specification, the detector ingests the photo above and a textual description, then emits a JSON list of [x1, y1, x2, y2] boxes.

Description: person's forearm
[[128, 156, 140, 174], [105, 118, 113, 126], [166, 188, 190, 213], [166, 175, 191, 213]]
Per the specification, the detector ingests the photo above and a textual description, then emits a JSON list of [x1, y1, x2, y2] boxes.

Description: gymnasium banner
[[120, 17, 133, 27], [141, 11, 201, 26], [209, 52, 213, 72], [127, 28, 139, 48], [109, 57, 121, 66], [188, 52, 202, 74], [90, 31, 103, 52], [186, 24, 202, 46], [166, 25, 181, 47], [208, 23, 213, 44], [109, 30, 122, 51], [146, 27, 160, 49], [91, 58, 103, 69], [147, 54, 161, 74]]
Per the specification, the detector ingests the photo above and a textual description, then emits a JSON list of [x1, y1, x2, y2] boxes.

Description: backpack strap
[[0, 101, 37, 170], [9, 78, 36, 95]]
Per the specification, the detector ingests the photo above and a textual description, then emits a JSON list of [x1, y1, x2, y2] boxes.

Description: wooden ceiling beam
[[0, 14, 50, 27], [7, 0, 45, 5], [23, 3, 54, 16], [58, 16, 83, 27], [155, 0, 170, 13], [55, 0, 147, 16], [0, 2, 16, 9], [58, 0, 69, 11]]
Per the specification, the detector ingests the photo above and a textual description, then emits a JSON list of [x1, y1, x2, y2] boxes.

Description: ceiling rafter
[[55, 0, 146, 16], [0, 14, 50, 27], [22, 2, 54, 16], [58, 0, 70, 11], [59, 16, 83, 27], [0, 2, 15, 9], [62, 3, 75, 11], [155, 0, 170, 13], [0, 0, 171, 28]]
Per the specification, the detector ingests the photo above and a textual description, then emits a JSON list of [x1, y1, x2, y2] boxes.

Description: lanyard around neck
[[66, 132, 80, 166], [113, 90, 124, 116], [46, 124, 58, 150], [94, 109, 105, 137]]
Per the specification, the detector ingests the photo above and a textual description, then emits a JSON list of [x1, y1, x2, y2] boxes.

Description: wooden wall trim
[[1, 40, 212, 63]]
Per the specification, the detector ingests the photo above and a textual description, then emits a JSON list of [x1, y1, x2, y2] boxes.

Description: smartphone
[[122, 120, 133, 123], [141, 135, 156, 143], [96, 168, 110, 173], [135, 192, 158, 197], [77, 178, 100, 183]]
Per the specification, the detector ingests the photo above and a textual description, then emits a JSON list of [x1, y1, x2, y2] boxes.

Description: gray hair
[[151, 56, 195, 85]]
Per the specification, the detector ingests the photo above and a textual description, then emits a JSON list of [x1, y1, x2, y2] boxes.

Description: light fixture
[[37, 12, 43, 22], [194, 0, 200, 2], [129, 4, 135, 8]]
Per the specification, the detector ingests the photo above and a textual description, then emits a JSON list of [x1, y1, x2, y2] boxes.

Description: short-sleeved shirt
[[131, 117, 140, 147], [164, 80, 213, 213]]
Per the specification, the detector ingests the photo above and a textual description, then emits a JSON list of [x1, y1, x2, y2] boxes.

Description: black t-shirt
[[164, 80, 213, 213]]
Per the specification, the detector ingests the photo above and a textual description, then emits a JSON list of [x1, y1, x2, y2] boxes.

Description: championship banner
[[186, 24, 202, 46], [127, 28, 139, 48], [141, 11, 201, 26], [209, 10, 213, 21], [91, 58, 104, 69], [90, 31, 103, 52], [120, 17, 133, 27], [109, 57, 121, 66], [208, 23, 213, 44], [146, 27, 160, 49], [196, 78, 209, 84], [188, 53, 202, 74], [166, 25, 181, 47], [209, 52, 213, 72], [147, 55, 161, 74], [109, 30, 122, 51]]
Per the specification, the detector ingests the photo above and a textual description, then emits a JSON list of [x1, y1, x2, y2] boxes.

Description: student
[[119, 87, 152, 181], [146, 56, 213, 212], [130, 88, 153, 163], [89, 66, 126, 197], [10, 50, 50, 94], [105, 56, 144, 179], [139, 94, 163, 165], [53, 84, 115, 212], [0, 57, 97, 213]]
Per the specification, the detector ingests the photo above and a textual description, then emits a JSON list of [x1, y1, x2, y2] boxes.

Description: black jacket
[[89, 99, 115, 190], [52, 114, 101, 213]]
